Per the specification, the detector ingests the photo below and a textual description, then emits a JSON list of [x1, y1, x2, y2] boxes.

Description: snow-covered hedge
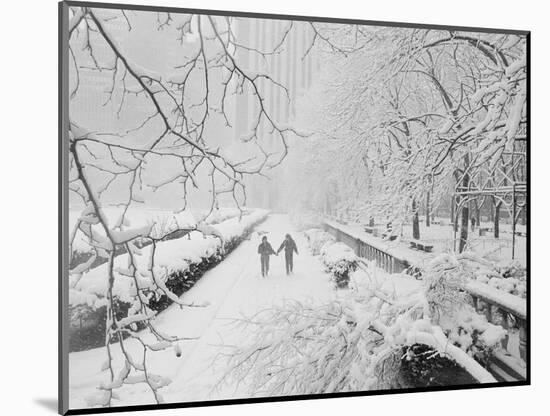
[[304, 228, 335, 255], [422, 254, 509, 365], [68, 210, 268, 351], [303, 228, 357, 288], [320, 241, 358, 288], [473, 261, 526, 298], [69, 206, 246, 257]]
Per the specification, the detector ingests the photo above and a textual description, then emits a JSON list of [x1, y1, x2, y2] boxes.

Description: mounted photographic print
[[59, 1, 530, 414]]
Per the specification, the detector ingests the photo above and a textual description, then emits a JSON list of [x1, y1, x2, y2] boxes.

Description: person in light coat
[[277, 234, 299, 275]]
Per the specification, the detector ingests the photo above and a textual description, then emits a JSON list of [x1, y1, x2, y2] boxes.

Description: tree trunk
[[489, 196, 495, 222], [412, 199, 420, 240], [426, 192, 431, 227], [450, 196, 457, 231], [458, 154, 470, 253], [494, 201, 502, 239], [459, 203, 469, 252], [474, 198, 481, 226]]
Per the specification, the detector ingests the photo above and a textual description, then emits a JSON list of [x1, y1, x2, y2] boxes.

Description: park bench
[[409, 240, 434, 252], [381, 232, 397, 241], [478, 227, 490, 236]]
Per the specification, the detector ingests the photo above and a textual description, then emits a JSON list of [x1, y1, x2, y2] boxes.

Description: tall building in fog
[[233, 18, 319, 210]]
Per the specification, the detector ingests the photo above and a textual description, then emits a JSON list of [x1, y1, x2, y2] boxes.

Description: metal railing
[[466, 281, 527, 374], [323, 221, 409, 274]]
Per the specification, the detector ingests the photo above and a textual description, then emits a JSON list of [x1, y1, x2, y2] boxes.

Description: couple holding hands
[[257, 234, 299, 277]]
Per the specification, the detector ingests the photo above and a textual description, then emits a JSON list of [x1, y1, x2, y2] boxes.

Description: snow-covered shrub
[[69, 206, 244, 268], [423, 254, 470, 322], [423, 254, 507, 364], [438, 309, 507, 367], [68, 299, 134, 352], [220, 258, 500, 396], [501, 261, 526, 279], [204, 207, 247, 225], [304, 228, 335, 255], [320, 242, 358, 288], [474, 261, 526, 298], [397, 344, 478, 387]]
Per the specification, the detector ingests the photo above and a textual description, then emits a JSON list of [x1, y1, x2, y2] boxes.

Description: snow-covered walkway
[[69, 214, 336, 409]]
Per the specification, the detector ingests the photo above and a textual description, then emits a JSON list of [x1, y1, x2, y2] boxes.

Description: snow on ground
[[400, 220, 526, 267], [69, 214, 337, 409], [69, 214, 520, 410], [328, 218, 526, 268]]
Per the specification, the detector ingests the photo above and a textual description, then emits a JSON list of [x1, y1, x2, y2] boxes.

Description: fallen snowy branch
[[217, 259, 502, 396]]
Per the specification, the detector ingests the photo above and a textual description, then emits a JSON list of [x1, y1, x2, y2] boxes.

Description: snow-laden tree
[[399, 31, 527, 249], [287, 27, 526, 247]]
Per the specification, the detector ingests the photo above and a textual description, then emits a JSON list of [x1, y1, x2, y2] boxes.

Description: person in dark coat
[[277, 234, 299, 275], [258, 236, 277, 277]]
